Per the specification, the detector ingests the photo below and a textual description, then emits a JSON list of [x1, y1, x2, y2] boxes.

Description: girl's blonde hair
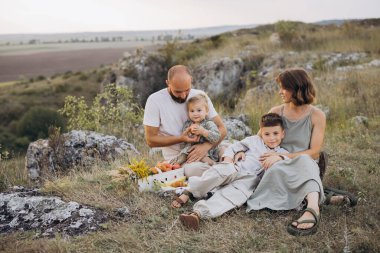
[[187, 93, 209, 111]]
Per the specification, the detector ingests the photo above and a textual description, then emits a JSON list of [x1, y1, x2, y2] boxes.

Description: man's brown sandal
[[179, 212, 200, 230]]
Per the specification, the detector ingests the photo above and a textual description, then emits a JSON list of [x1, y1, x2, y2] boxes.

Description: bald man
[[143, 65, 227, 174]]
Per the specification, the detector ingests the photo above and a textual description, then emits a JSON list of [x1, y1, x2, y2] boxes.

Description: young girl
[[170, 93, 222, 166]]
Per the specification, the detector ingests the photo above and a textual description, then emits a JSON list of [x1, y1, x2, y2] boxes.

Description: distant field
[[0, 41, 160, 82]]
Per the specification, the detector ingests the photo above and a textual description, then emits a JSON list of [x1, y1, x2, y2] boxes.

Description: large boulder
[[0, 187, 108, 237], [25, 130, 139, 180], [223, 115, 252, 140], [193, 57, 245, 105], [113, 50, 167, 106]]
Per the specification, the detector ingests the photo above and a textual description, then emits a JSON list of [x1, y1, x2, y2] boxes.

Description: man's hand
[[186, 142, 212, 163], [181, 127, 200, 143], [233, 151, 246, 163]]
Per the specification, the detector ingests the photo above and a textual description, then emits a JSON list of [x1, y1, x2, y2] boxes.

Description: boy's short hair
[[187, 93, 209, 110], [260, 113, 284, 129]]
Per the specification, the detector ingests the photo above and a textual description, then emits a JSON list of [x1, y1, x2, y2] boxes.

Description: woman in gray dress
[[246, 68, 326, 236]]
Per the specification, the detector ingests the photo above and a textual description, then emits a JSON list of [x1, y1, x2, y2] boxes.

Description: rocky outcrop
[[223, 115, 252, 140], [114, 50, 167, 105], [0, 187, 108, 237], [25, 130, 139, 180], [193, 57, 245, 103], [111, 48, 265, 107], [336, 59, 380, 71]]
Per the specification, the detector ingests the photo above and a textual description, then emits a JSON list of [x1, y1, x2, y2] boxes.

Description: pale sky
[[1, 0, 379, 34]]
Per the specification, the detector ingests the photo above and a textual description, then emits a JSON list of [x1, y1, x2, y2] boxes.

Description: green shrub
[[55, 83, 70, 93], [275, 20, 301, 45], [122, 66, 138, 79], [36, 75, 46, 81], [73, 86, 83, 92], [17, 106, 66, 141], [210, 35, 224, 48], [59, 84, 143, 137], [63, 71, 73, 79], [79, 73, 88, 81]]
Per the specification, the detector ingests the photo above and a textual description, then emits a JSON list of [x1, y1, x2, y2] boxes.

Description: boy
[[177, 113, 289, 230]]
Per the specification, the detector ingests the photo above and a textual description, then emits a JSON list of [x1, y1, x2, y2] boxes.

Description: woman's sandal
[[287, 207, 320, 236], [179, 212, 200, 230], [171, 194, 189, 208], [324, 186, 358, 207]]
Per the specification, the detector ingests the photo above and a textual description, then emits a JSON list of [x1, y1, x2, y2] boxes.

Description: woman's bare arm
[[266, 105, 326, 160]]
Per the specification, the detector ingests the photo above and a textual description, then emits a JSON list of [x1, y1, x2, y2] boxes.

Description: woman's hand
[[261, 154, 283, 170], [234, 151, 246, 163], [259, 152, 279, 162]]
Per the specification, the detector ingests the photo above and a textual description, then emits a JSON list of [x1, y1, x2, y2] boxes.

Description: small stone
[[12, 186, 25, 191], [79, 208, 94, 217], [350, 116, 369, 128], [116, 206, 130, 217], [31, 221, 40, 228], [69, 220, 83, 229], [9, 217, 19, 228]]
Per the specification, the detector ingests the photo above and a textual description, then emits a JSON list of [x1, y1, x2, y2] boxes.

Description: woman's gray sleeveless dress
[[246, 107, 324, 211]]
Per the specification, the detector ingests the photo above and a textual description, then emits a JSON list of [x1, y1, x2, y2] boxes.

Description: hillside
[[0, 19, 380, 252]]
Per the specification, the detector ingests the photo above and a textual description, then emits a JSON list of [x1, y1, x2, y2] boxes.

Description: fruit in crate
[[169, 180, 187, 187], [149, 167, 159, 174], [164, 176, 187, 187], [156, 162, 173, 172], [172, 163, 181, 170]]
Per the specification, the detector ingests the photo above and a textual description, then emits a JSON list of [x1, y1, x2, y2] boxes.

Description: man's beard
[[169, 89, 188, 103]]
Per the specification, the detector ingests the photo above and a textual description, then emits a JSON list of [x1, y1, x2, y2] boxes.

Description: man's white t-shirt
[[143, 88, 218, 160]]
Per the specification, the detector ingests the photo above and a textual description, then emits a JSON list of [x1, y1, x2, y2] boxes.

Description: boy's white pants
[[187, 162, 263, 219]]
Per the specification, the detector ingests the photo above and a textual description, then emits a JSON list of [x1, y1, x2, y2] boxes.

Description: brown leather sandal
[[179, 212, 200, 230]]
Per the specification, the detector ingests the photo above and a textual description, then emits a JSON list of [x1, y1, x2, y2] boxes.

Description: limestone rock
[[223, 116, 252, 140], [350, 116, 369, 128], [193, 57, 245, 102], [114, 50, 167, 105], [25, 130, 139, 180], [0, 188, 108, 237]]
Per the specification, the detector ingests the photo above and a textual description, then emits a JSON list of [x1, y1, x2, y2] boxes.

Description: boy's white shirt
[[223, 135, 289, 174], [143, 88, 217, 160]]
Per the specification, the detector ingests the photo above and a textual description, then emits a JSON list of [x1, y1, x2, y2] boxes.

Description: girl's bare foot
[[171, 194, 189, 208]]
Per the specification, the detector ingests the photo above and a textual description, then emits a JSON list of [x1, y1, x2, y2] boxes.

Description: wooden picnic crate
[[138, 167, 185, 191]]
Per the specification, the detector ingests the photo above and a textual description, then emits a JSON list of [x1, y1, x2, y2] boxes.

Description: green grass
[[0, 81, 16, 88], [1, 124, 379, 252]]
